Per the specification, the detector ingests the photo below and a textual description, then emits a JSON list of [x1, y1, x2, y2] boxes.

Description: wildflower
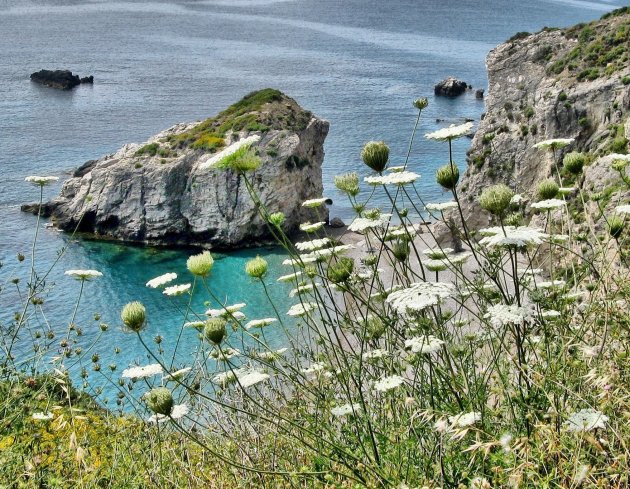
[[184, 320, 205, 330], [470, 477, 491, 489], [386, 282, 456, 314], [148, 403, 189, 423], [32, 411, 54, 420], [210, 348, 240, 360], [434, 418, 449, 433], [422, 258, 448, 272], [122, 363, 163, 379], [533, 138, 574, 150], [121, 301, 146, 332], [205, 303, 246, 318], [348, 213, 391, 233], [245, 318, 277, 329], [537, 179, 559, 200], [448, 411, 482, 428], [25, 175, 59, 186], [212, 370, 238, 387], [245, 255, 268, 278], [479, 184, 514, 215], [436, 163, 459, 190], [301, 362, 327, 374], [146, 272, 177, 288], [413, 97, 429, 110], [485, 304, 530, 327], [426, 201, 458, 212], [615, 204, 630, 214], [362, 349, 389, 360], [289, 283, 316, 297], [164, 367, 192, 380], [186, 251, 214, 277], [295, 238, 331, 252], [302, 197, 329, 208], [531, 199, 566, 210], [163, 283, 191, 296], [361, 141, 390, 172], [536, 280, 566, 289], [564, 409, 608, 432], [283, 255, 317, 266], [199, 135, 260, 170], [203, 318, 227, 344], [268, 212, 285, 227], [364, 171, 419, 185], [510, 194, 524, 205], [253, 348, 288, 361], [541, 309, 561, 318], [479, 226, 548, 248], [145, 387, 174, 415], [327, 257, 354, 284], [334, 172, 360, 196], [374, 375, 405, 392], [299, 221, 326, 233], [65, 269, 103, 281], [423, 247, 454, 259], [608, 216, 625, 238], [500, 433, 513, 453], [425, 122, 473, 141], [277, 271, 303, 282], [563, 151, 587, 174], [404, 335, 445, 354], [287, 303, 317, 317], [558, 187, 576, 195], [331, 403, 361, 417], [387, 165, 406, 172]]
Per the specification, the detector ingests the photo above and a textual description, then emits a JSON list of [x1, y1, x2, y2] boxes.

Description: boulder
[[329, 217, 345, 228], [475, 89, 485, 99], [29, 89, 330, 249], [434, 77, 469, 97], [30, 70, 94, 90]]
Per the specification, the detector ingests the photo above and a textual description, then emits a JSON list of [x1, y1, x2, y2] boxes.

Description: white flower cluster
[[373, 374, 405, 392], [426, 201, 458, 212], [485, 304, 531, 327], [245, 318, 277, 329], [299, 221, 326, 232], [564, 409, 608, 432], [364, 171, 420, 186], [615, 204, 630, 214], [198, 135, 260, 170], [65, 269, 103, 281], [148, 403, 189, 423], [287, 302, 317, 317], [206, 303, 246, 318], [425, 122, 473, 141], [447, 411, 482, 428], [348, 213, 392, 233], [163, 283, 191, 296], [533, 138, 574, 150], [479, 226, 549, 248], [277, 271, 303, 283], [295, 237, 331, 252], [386, 282, 456, 315], [25, 175, 59, 186], [302, 197, 329, 208], [331, 403, 361, 417], [146, 272, 177, 288], [404, 335, 445, 354], [122, 363, 163, 379], [531, 199, 566, 210]]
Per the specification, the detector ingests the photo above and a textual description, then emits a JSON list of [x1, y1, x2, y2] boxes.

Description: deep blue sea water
[[0, 0, 624, 405]]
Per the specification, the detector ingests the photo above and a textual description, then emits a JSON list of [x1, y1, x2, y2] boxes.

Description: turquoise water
[[0, 0, 624, 403]]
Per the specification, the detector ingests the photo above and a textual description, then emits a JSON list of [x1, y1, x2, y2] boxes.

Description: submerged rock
[[30, 70, 94, 90], [434, 77, 469, 97], [31, 89, 330, 249]]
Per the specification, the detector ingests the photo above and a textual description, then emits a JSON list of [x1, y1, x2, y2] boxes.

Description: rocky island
[[23, 89, 329, 248], [30, 69, 94, 90]]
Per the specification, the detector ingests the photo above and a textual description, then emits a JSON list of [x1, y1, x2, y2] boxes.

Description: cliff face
[[451, 9, 630, 234], [35, 90, 329, 248]]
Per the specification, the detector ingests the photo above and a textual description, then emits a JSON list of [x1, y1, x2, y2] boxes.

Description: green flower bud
[[352, 203, 366, 215], [245, 255, 268, 279], [363, 208, 381, 219], [187, 250, 214, 277], [612, 159, 629, 172], [203, 318, 227, 345], [327, 257, 354, 284], [268, 212, 285, 227], [121, 301, 146, 332], [608, 216, 625, 239], [304, 265, 318, 279], [365, 316, 385, 340], [563, 151, 587, 174], [334, 172, 360, 196], [537, 179, 559, 200], [392, 241, 410, 262], [435, 163, 460, 190], [479, 184, 514, 216], [504, 212, 523, 226], [145, 387, 174, 416], [413, 98, 429, 110], [362, 254, 378, 267], [361, 141, 389, 173]]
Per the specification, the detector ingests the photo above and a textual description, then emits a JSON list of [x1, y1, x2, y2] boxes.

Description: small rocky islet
[[30, 69, 94, 90]]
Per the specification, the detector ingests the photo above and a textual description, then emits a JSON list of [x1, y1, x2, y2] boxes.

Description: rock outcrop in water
[[434, 77, 470, 97], [30, 70, 94, 90], [26, 89, 329, 248], [438, 8, 630, 241]]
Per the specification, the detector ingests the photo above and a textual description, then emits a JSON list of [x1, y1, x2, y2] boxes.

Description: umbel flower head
[[268, 212, 285, 227], [327, 257, 354, 284], [533, 138, 574, 151], [479, 184, 514, 216], [608, 216, 625, 238], [121, 301, 146, 332], [435, 163, 459, 190], [203, 318, 227, 345], [145, 387, 174, 416], [413, 97, 429, 110], [361, 141, 390, 173], [65, 269, 103, 281], [187, 251, 214, 277], [245, 255, 268, 278], [334, 172, 360, 196], [425, 122, 473, 141], [537, 179, 559, 200], [25, 175, 59, 186], [563, 151, 587, 174]]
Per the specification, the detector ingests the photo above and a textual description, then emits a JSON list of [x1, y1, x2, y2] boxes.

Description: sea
[[0, 0, 624, 405]]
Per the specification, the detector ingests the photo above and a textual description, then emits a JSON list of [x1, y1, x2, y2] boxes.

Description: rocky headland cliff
[[447, 8, 630, 238], [26, 89, 329, 248]]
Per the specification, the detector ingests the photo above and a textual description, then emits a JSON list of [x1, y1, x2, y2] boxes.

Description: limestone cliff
[[449, 8, 630, 236], [29, 89, 329, 248]]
